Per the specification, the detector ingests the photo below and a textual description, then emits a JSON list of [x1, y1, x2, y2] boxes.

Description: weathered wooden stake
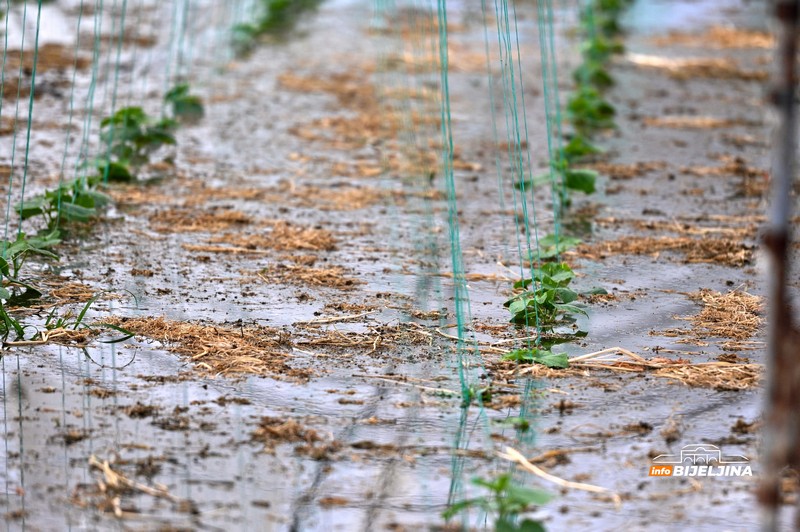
[[760, 1, 800, 530]]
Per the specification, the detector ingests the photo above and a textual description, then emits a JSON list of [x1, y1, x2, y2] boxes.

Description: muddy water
[[0, 0, 791, 530]]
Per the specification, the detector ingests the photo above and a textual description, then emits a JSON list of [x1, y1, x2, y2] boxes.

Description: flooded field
[[0, 0, 795, 530]]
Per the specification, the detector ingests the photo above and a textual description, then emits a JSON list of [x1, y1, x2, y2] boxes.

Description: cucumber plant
[[505, 262, 586, 329], [232, 0, 325, 56], [96, 106, 178, 182], [443, 473, 551, 532]]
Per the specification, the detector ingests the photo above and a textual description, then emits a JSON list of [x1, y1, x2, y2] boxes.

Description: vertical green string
[[536, 0, 566, 248], [493, 0, 542, 336], [1, 0, 15, 254], [74, 0, 104, 191], [17, 0, 42, 238], [101, 0, 129, 184], [55, 0, 87, 229]]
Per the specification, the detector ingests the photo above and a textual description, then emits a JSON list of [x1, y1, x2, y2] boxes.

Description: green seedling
[[567, 86, 616, 132], [573, 60, 614, 89], [581, 35, 624, 64], [232, 0, 325, 55], [505, 262, 587, 328], [494, 416, 531, 432], [18, 176, 110, 228], [516, 159, 597, 196], [462, 385, 493, 406], [165, 83, 205, 123], [41, 293, 134, 343], [443, 473, 551, 531], [503, 348, 569, 369], [98, 106, 177, 181], [0, 232, 60, 340], [534, 234, 582, 260], [558, 135, 603, 162]]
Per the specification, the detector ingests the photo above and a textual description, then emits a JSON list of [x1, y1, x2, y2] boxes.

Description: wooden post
[[759, 1, 800, 530]]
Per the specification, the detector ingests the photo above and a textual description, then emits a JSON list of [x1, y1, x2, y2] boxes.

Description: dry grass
[[46, 282, 100, 304], [256, 264, 359, 289], [681, 155, 769, 197], [104, 316, 305, 379], [288, 184, 388, 211], [595, 218, 758, 239], [642, 116, 759, 129], [584, 161, 667, 180], [683, 289, 764, 340], [205, 221, 337, 252], [651, 26, 774, 49], [491, 348, 762, 391], [627, 53, 768, 81], [579, 236, 753, 266], [149, 208, 252, 233]]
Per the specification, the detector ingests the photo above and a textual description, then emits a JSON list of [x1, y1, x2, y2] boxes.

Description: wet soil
[[1, 0, 796, 530]]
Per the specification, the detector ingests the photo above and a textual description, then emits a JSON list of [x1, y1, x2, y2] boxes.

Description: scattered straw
[[104, 316, 304, 379], [257, 264, 358, 289], [651, 26, 774, 49], [243, 221, 336, 251], [149, 208, 251, 233], [627, 53, 767, 81], [584, 161, 667, 180], [490, 347, 762, 390], [579, 236, 753, 266], [642, 116, 759, 129], [664, 289, 764, 341]]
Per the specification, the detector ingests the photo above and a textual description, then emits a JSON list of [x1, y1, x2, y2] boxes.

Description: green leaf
[[517, 519, 547, 532], [504, 348, 569, 369], [554, 302, 588, 317], [506, 484, 554, 506], [584, 287, 608, 296], [96, 322, 135, 343], [514, 172, 552, 191], [60, 202, 96, 222], [564, 169, 597, 194], [537, 234, 582, 260], [98, 160, 134, 182], [555, 287, 578, 304], [0, 286, 10, 300], [17, 196, 49, 220], [441, 497, 488, 520]]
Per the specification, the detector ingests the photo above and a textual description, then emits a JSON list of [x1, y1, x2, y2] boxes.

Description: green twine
[[55, 0, 87, 229]]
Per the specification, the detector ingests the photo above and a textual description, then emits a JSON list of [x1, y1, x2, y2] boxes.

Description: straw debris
[[104, 316, 304, 379], [149, 208, 252, 233], [490, 347, 762, 391], [641, 116, 759, 129], [579, 236, 753, 266], [257, 264, 358, 289], [679, 289, 763, 340], [651, 26, 774, 49]]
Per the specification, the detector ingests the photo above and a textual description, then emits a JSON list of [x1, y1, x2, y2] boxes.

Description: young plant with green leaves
[[97, 106, 177, 182], [505, 262, 586, 329], [232, 0, 325, 55], [0, 232, 60, 339], [165, 83, 205, 123], [443, 473, 551, 532], [17, 176, 110, 229], [503, 347, 569, 369]]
